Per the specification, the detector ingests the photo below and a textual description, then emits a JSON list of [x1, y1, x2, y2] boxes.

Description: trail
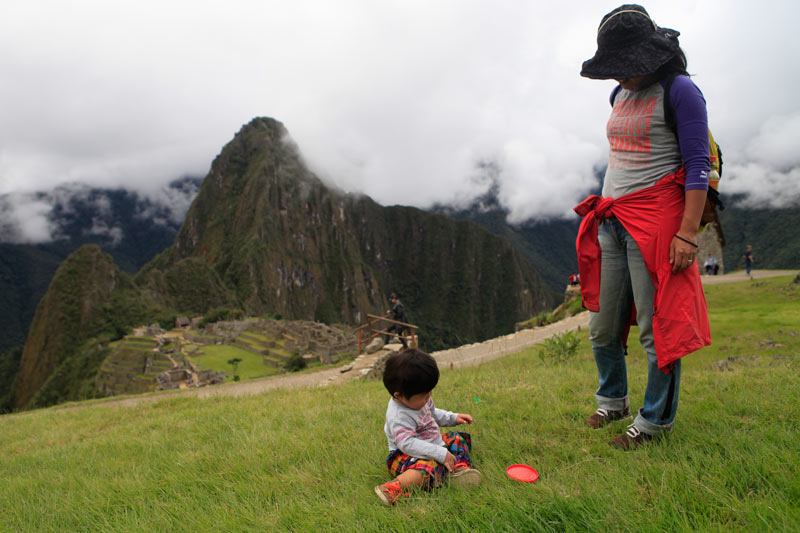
[[35, 269, 799, 414], [697, 269, 796, 285]]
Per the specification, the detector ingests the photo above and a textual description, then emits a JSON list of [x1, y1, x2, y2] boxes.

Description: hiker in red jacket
[[576, 4, 711, 450]]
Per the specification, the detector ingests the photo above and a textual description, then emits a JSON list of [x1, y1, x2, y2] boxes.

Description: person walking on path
[[743, 245, 755, 276], [575, 4, 711, 450], [385, 293, 410, 348]]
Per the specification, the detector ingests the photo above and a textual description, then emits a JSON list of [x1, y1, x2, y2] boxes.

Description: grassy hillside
[[1, 275, 798, 531], [11, 245, 167, 410]]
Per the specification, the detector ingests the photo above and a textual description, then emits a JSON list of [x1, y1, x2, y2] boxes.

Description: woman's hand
[[671, 188, 707, 273], [670, 232, 698, 273]]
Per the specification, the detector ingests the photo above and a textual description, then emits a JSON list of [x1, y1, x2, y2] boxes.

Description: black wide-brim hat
[[581, 4, 681, 80]]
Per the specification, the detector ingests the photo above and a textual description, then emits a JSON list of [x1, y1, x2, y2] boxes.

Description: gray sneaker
[[585, 406, 631, 429], [447, 464, 482, 487]]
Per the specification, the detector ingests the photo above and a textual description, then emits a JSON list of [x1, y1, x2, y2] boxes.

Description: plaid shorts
[[385, 431, 473, 490]]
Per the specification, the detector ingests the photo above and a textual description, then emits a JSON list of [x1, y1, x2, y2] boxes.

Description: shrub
[[538, 331, 581, 362], [284, 353, 307, 372], [155, 312, 178, 330]]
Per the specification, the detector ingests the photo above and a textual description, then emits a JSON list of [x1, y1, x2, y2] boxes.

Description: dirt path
[[698, 269, 797, 285], [41, 269, 797, 413]]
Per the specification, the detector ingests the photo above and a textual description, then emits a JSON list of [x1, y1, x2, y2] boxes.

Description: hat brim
[[580, 29, 680, 80]]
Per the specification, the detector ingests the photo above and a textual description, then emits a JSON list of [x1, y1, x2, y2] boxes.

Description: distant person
[[743, 245, 755, 275], [375, 348, 481, 506], [575, 4, 711, 450], [385, 293, 409, 348], [703, 255, 717, 275], [569, 273, 581, 286]]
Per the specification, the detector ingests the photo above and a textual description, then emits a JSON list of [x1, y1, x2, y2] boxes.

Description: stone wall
[[697, 222, 724, 275]]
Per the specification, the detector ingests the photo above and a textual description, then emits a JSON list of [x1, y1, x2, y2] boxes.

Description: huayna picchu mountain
[[137, 118, 557, 342], [8, 117, 557, 410]]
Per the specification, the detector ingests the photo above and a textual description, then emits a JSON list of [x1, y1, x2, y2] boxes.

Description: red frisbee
[[506, 464, 539, 483]]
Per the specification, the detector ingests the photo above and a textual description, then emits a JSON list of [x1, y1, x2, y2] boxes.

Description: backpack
[[611, 75, 724, 227]]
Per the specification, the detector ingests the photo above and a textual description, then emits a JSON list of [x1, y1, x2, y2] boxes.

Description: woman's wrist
[[674, 233, 698, 247], [676, 226, 698, 240]]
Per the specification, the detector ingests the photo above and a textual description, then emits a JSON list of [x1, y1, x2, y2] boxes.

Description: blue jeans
[[589, 219, 681, 436]]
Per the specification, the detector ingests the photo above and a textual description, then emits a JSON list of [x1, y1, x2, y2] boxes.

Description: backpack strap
[[610, 85, 623, 107]]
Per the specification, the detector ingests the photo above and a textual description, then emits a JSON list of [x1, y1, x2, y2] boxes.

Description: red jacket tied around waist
[[574, 170, 711, 373]]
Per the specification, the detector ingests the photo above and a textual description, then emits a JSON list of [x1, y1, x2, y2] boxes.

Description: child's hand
[[443, 452, 456, 472], [456, 413, 473, 425]]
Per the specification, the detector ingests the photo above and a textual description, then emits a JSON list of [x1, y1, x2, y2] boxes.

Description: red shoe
[[374, 480, 408, 506]]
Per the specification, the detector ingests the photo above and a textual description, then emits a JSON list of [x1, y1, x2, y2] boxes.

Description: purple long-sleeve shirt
[[602, 75, 710, 199]]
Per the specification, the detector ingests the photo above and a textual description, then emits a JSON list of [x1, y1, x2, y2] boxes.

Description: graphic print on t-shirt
[[607, 96, 658, 169]]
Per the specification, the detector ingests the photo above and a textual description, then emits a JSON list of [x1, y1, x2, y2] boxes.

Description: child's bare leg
[[375, 468, 425, 505], [395, 468, 425, 489]]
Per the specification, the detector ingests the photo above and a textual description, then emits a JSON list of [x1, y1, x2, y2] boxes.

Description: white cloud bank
[[0, 0, 798, 234], [0, 181, 198, 244]]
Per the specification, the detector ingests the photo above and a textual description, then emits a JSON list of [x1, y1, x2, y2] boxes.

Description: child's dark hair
[[382, 348, 439, 398]]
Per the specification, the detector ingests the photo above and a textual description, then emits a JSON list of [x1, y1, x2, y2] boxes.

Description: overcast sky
[[1, 0, 799, 243]]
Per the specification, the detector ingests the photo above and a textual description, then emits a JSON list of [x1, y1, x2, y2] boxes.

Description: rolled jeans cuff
[[633, 408, 673, 436], [595, 394, 629, 413]]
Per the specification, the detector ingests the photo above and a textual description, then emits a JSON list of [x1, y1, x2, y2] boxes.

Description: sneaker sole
[[448, 468, 482, 487], [374, 485, 393, 506]]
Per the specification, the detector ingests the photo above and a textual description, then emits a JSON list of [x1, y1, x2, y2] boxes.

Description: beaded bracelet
[[674, 234, 698, 248]]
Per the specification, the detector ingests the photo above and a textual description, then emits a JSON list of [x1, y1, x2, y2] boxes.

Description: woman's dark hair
[[382, 348, 439, 398], [656, 49, 689, 79]]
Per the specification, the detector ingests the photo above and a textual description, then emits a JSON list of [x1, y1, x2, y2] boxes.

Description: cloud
[[0, 194, 56, 244], [135, 178, 201, 226], [0, 0, 798, 227], [721, 112, 800, 208], [85, 218, 124, 246], [0, 179, 199, 245]]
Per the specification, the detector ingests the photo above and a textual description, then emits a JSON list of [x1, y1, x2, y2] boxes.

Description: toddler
[[375, 348, 481, 506]]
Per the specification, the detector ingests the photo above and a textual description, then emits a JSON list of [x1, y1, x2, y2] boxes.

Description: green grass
[[519, 292, 583, 329], [188, 344, 281, 380], [120, 336, 159, 346], [1, 276, 798, 531]]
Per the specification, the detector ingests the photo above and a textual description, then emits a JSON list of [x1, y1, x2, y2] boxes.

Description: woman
[[575, 4, 711, 450]]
